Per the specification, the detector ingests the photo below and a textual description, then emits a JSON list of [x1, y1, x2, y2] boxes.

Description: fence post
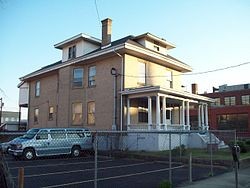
[[209, 131, 213, 176], [169, 133, 172, 184], [94, 132, 98, 188], [18, 167, 24, 188], [189, 152, 192, 183], [179, 133, 182, 159]]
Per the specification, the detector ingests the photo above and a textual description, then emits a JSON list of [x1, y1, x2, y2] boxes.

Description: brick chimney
[[191, 83, 198, 94], [101, 18, 112, 47]]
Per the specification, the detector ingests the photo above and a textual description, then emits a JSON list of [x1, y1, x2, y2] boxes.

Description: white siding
[[62, 40, 100, 62]]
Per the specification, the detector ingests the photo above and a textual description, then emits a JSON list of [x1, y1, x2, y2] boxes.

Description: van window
[[50, 130, 66, 139], [67, 130, 84, 139], [36, 130, 48, 140]]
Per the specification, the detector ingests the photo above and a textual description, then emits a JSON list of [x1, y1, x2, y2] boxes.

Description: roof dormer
[[134, 33, 175, 55], [54, 33, 101, 62]]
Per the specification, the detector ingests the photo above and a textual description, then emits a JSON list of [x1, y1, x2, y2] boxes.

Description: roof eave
[[54, 33, 101, 49]]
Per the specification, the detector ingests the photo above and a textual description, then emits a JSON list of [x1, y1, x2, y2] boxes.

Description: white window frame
[[138, 62, 146, 85]]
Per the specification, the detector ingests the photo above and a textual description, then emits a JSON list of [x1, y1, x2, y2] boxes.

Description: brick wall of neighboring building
[[190, 86, 250, 136]]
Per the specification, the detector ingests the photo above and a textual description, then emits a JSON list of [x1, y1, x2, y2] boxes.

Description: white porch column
[[198, 104, 201, 129], [201, 104, 205, 130], [162, 96, 167, 130], [156, 95, 161, 130], [186, 101, 190, 130], [127, 97, 130, 127], [147, 96, 152, 130], [205, 103, 209, 130], [182, 100, 185, 128]]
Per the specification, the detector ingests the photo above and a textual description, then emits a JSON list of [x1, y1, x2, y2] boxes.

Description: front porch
[[122, 86, 212, 131]]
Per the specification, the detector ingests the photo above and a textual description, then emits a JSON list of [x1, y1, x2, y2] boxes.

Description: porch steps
[[198, 133, 228, 149]]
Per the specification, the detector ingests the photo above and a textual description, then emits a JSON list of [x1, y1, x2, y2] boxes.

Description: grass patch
[[123, 148, 250, 161]]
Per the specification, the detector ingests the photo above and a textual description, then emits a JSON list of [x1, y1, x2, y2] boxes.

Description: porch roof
[[121, 86, 214, 103]]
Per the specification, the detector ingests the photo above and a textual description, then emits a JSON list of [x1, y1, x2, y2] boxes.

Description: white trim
[[125, 43, 192, 72], [122, 86, 214, 103], [20, 44, 125, 81], [54, 33, 101, 49], [134, 33, 176, 49]]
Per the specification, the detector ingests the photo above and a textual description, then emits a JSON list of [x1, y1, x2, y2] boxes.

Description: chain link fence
[[0, 129, 238, 188]]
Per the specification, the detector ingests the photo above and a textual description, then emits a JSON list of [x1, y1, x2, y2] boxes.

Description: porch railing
[[127, 124, 191, 131]]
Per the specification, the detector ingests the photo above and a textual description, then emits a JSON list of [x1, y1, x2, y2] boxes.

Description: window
[[36, 130, 48, 140], [48, 106, 54, 121], [72, 102, 82, 125], [68, 45, 76, 59], [166, 70, 173, 88], [154, 45, 160, 51], [88, 101, 95, 124], [217, 114, 248, 131], [50, 130, 66, 139], [224, 96, 236, 106], [88, 66, 96, 86], [73, 68, 83, 87], [35, 81, 40, 97], [138, 99, 148, 123], [211, 98, 220, 106], [34, 108, 39, 123], [138, 62, 146, 85], [68, 130, 84, 139], [242, 95, 250, 105]]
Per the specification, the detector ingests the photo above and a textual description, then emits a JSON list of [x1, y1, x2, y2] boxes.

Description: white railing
[[127, 124, 190, 131]]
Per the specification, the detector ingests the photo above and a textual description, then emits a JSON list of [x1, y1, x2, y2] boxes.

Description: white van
[[9, 128, 93, 160]]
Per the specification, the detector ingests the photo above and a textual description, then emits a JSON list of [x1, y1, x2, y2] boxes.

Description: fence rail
[[0, 129, 237, 188]]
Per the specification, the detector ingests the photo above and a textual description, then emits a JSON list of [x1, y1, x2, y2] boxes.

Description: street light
[[110, 68, 118, 130]]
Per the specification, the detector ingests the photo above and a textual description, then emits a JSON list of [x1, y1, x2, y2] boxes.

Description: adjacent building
[[190, 84, 250, 137], [19, 18, 213, 133]]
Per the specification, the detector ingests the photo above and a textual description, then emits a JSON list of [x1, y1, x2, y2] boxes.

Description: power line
[[120, 61, 250, 78], [94, 0, 101, 27], [184, 61, 250, 76]]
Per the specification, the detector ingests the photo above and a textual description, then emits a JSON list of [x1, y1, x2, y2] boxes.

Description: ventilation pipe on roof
[[191, 83, 198, 94]]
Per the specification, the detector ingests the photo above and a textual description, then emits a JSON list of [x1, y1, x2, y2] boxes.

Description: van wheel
[[71, 146, 80, 157], [23, 148, 35, 160]]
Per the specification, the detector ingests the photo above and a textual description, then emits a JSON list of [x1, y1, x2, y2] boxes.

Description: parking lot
[[3, 153, 229, 188]]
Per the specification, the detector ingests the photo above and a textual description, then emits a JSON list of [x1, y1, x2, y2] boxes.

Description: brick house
[[19, 18, 213, 132]]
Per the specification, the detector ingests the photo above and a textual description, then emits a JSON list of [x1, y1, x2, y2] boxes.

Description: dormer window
[[154, 45, 160, 52], [68, 45, 76, 59]]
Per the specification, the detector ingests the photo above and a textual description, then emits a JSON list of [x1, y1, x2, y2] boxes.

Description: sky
[[0, 0, 250, 118]]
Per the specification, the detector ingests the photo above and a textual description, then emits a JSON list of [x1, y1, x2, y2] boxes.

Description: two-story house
[[19, 18, 213, 134]]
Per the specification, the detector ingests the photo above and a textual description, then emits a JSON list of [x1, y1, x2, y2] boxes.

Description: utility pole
[[0, 98, 4, 126]]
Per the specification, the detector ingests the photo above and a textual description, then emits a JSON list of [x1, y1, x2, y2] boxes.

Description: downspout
[[113, 49, 124, 131]]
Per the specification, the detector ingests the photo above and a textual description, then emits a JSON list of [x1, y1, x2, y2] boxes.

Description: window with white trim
[[35, 81, 40, 97], [68, 45, 76, 59], [224, 96, 236, 106], [73, 68, 83, 87], [72, 102, 82, 125], [34, 108, 39, 124], [242, 95, 250, 105], [87, 101, 95, 124], [138, 62, 146, 85], [88, 66, 96, 87], [166, 70, 173, 88]]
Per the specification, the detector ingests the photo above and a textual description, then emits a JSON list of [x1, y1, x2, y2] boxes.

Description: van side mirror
[[36, 135, 41, 140]]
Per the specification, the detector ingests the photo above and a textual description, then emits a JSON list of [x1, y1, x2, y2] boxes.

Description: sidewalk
[[179, 167, 250, 188]]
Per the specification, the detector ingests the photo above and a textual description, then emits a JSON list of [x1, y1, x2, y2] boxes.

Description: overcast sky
[[0, 0, 250, 117]]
